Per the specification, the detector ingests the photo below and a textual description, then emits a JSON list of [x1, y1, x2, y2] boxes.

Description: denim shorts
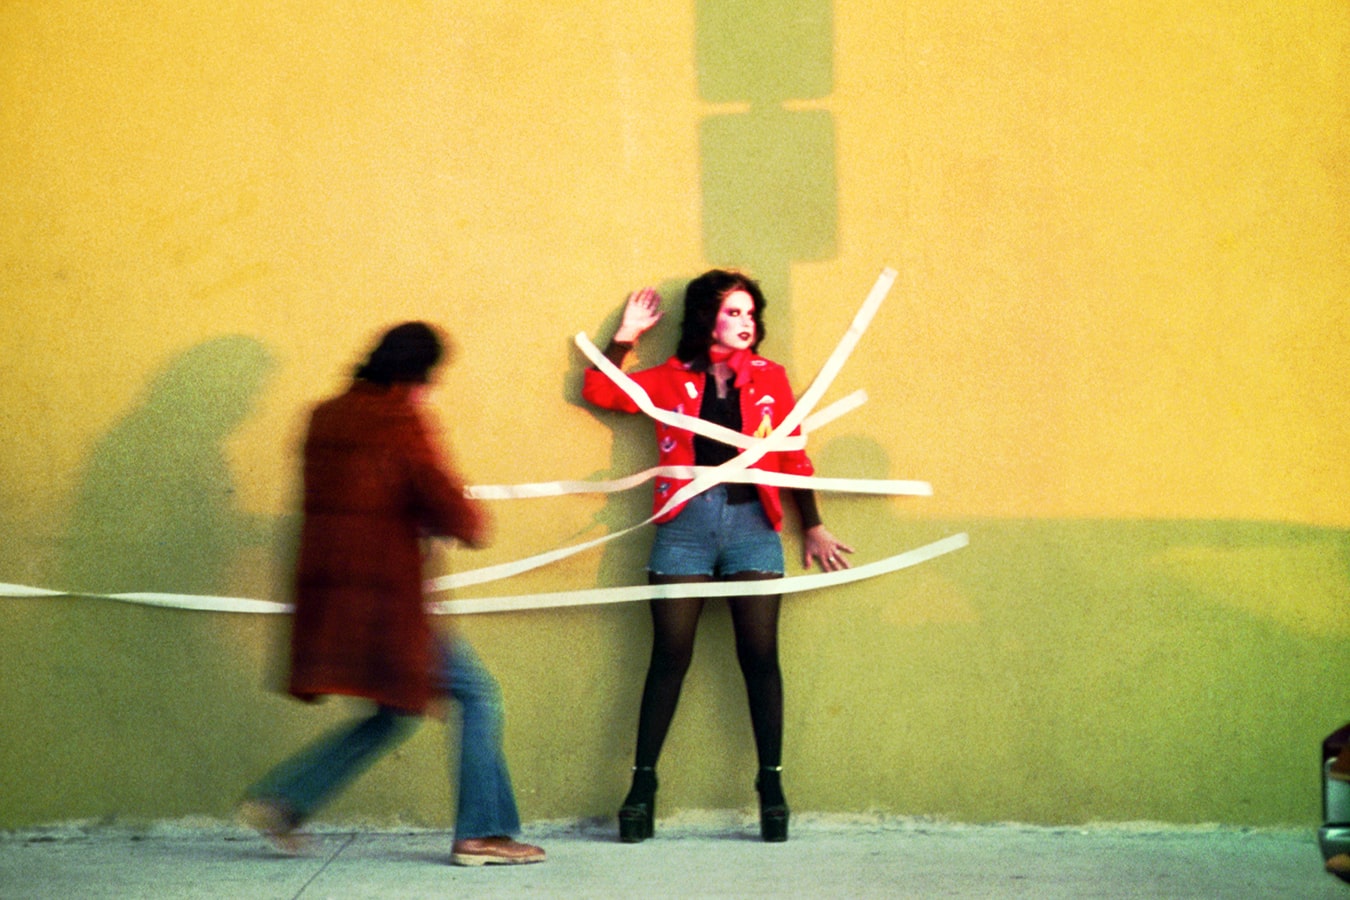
[[647, 484, 785, 578]]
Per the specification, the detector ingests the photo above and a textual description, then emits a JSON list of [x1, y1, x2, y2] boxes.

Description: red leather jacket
[[582, 354, 814, 530]]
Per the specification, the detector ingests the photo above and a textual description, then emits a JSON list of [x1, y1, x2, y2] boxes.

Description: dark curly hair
[[674, 269, 767, 362], [355, 321, 447, 385]]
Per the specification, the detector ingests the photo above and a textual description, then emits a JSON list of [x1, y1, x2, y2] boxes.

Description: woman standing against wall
[[582, 270, 853, 843]]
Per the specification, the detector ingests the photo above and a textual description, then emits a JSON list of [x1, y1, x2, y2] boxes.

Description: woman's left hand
[[803, 525, 854, 573]]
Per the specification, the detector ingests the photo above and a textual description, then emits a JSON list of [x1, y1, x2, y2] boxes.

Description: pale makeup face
[[711, 289, 757, 351]]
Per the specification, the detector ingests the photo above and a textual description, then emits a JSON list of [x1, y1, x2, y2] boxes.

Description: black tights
[[631, 571, 783, 773]]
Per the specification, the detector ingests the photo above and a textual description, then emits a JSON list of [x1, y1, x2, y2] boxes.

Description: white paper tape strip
[[0, 530, 967, 616], [800, 388, 868, 434], [466, 467, 932, 500], [0, 583, 291, 614], [430, 532, 969, 615], [104, 592, 293, 614], [0, 583, 65, 598]]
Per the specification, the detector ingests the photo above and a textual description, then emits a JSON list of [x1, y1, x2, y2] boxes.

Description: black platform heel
[[756, 765, 789, 842], [618, 766, 657, 843]]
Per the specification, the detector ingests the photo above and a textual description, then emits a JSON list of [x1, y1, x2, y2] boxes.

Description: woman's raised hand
[[614, 287, 664, 343]]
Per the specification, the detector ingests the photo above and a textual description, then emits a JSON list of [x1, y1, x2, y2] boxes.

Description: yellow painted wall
[[2, 1, 1348, 828]]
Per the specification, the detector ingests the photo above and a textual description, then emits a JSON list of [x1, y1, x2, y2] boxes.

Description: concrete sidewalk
[[1, 814, 1344, 899]]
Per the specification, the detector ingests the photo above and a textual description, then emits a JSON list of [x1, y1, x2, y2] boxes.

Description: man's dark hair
[[355, 321, 445, 385]]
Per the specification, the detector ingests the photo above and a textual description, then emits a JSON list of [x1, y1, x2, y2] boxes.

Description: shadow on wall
[[54, 335, 278, 596], [556, 285, 686, 803], [0, 335, 299, 825], [697, 0, 836, 370]]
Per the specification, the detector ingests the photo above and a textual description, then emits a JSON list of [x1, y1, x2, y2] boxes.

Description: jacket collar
[[683, 349, 755, 388]]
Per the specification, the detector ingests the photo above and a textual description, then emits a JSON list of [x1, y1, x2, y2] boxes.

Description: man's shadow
[[55, 334, 277, 596], [31, 334, 285, 819]]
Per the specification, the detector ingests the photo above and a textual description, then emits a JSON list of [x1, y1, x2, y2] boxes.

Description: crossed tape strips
[[3, 267, 966, 615]]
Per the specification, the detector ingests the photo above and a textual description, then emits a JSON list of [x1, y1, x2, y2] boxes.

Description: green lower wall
[[4, 517, 1345, 829]]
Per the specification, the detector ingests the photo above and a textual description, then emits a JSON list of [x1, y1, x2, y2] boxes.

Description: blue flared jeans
[[247, 635, 521, 840]]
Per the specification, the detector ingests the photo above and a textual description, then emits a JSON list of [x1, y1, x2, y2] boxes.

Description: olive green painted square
[[700, 108, 837, 262], [696, 0, 832, 103]]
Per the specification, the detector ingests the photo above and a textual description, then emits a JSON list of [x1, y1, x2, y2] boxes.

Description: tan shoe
[[450, 836, 547, 866], [238, 798, 310, 856], [1328, 853, 1350, 874]]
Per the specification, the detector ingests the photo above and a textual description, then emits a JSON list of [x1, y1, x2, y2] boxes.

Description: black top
[[694, 373, 759, 505]]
